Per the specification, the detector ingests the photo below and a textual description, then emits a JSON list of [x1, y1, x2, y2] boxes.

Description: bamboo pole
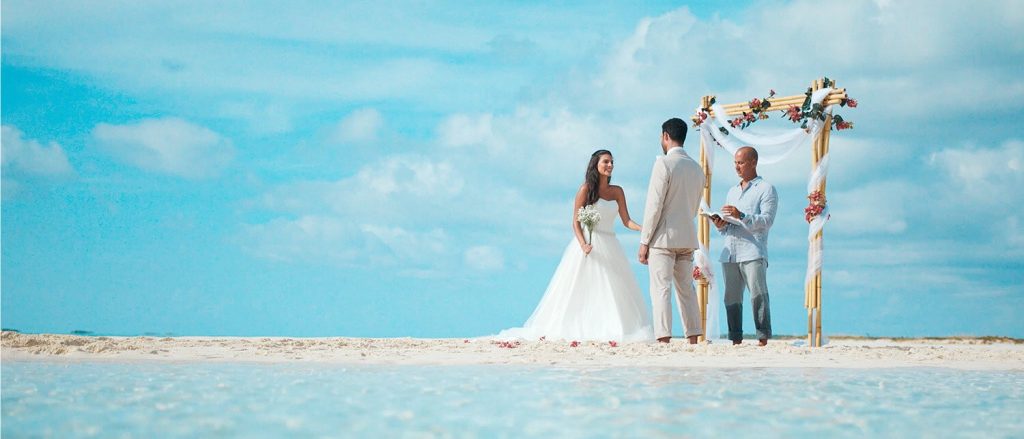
[[807, 79, 824, 347], [715, 90, 847, 110], [709, 90, 848, 117], [697, 95, 713, 343], [815, 86, 834, 348], [712, 98, 848, 117], [715, 88, 847, 107], [715, 97, 848, 115]]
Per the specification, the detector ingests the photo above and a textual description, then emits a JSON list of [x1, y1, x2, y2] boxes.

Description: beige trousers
[[649, 248, 702, 339]]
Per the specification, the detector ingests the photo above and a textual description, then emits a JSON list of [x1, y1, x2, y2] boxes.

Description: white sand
[[2, 331, 1021, 370]]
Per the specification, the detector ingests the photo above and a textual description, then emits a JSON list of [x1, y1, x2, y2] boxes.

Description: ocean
[[3, 361, 1022, 437]]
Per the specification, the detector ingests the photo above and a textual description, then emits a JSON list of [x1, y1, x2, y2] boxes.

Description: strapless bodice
[[591, 198, 618, 234]]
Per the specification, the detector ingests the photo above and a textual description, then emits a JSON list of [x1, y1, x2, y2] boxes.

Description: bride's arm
[[614, 186, 642, 231], [573, 184, 592, 254]]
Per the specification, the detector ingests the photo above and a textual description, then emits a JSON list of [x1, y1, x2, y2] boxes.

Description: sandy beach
[[3, 331, 1021, 370]]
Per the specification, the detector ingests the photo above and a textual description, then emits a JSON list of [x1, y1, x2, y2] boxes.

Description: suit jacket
[[640, 147, 705, 249]]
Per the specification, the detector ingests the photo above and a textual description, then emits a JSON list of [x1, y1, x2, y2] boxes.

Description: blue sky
[[2, 1, 1022, 338]]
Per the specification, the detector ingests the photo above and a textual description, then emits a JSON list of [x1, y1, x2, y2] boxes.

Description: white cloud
[[362, 225, 449, 267], [92, 118, 234, 179], [253, 155, 465, 220], [1, 125, 74, 177], [434, 107, 655, 193], [828, 180, 919, 235], [238, 214, 452, 275], [438, 113, 493, 149], [329, 108, 383, 143], [238, 215, 360, 263], [564, 0, 1024, 129], [930, 139, 1024, 199], [217, 101, 293, 134], [0, 2, 665, 129], [464, 246, 505, 271], [241, 154, 476, 272]]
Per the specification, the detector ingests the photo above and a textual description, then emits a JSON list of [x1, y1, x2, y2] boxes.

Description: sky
[[2, 0, 1022, 338]]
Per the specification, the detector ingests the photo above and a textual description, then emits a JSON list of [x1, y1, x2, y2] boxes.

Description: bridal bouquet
[[577, 205, 601, 245]]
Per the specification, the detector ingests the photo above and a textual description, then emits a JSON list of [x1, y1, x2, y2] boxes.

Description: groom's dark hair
[[662, 118, 687, 145]]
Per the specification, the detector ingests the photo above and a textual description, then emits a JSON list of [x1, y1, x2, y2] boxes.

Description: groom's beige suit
[[640, 146, 705, 339]]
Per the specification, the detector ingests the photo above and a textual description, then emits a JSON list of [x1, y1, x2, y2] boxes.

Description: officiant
[[711, 146, 778, 346]]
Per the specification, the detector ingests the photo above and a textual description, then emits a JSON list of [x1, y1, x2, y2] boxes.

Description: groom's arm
[[639, 158, 668, 246]]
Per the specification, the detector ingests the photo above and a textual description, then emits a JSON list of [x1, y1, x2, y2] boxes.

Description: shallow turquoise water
[[3, 361, 1022, 437]]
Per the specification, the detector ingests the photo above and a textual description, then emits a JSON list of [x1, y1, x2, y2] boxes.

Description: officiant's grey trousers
[[649, 248, 702, 339], [723, 259, 772, 342]]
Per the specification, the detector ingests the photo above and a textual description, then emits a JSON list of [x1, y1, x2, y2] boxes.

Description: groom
[[639, 118, 706, 344]]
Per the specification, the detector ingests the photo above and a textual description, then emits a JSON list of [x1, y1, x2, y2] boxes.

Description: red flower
[[692, 266, 703, 281], [846, 98, 858, 108], [786, 105, 802, 122], [744, 112, 756, 122], [835, 121, 854, 130], [570, 341, 580, 348], [749, 98, 761, 109], [729, 117, 742, 128], [608, 341, 618, 347], [691, 110, 709, 127], [804, 194, 826, 222]]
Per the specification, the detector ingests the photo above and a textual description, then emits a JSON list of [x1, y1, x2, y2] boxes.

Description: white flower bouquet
[[577, 205, 601, 245]]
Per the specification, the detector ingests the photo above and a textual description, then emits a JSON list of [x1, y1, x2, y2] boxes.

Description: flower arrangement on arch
[[692, 266, 705, 282], [804, 191, 827, 223], [727, 89, 775, 129], [691, 77, 856, 133]]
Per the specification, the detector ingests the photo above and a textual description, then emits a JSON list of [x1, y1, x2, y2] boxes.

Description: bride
[[499, 149, 654, 343]]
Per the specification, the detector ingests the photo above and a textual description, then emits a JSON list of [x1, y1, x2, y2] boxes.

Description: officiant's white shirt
[[716, 176, 778, 263]]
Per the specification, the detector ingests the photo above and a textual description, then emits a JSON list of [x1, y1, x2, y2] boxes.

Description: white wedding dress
[[499, 199, 654, 343]]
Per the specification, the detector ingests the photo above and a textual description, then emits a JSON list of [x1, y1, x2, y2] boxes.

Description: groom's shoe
[[732, 340, 742, 346], [657, 337, 671, 344], [758, 339, 768, 347]]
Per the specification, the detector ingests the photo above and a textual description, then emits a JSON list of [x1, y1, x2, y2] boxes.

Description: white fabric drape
[[699, 87, 833, 166], [804, 154, 831, 288], [693, 243, 720, 342]]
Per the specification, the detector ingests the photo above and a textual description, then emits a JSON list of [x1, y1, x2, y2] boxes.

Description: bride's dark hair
[[585, 149, 612, 206]]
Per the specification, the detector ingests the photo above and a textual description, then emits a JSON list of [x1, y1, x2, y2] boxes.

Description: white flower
[[577, 204, 601, 245]]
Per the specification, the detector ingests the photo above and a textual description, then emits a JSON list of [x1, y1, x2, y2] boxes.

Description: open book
[[699, 209, 745, 227]]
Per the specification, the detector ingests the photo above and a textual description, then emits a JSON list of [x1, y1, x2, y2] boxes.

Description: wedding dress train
[[499, 199, 654, 343]]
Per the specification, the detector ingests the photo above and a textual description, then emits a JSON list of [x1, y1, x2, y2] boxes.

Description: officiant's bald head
[[737, 146, 758, 162], [734, 146, 759, 181]]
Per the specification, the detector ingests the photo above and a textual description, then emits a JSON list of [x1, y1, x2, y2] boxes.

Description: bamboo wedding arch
[[695, 78, 848, 347]]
